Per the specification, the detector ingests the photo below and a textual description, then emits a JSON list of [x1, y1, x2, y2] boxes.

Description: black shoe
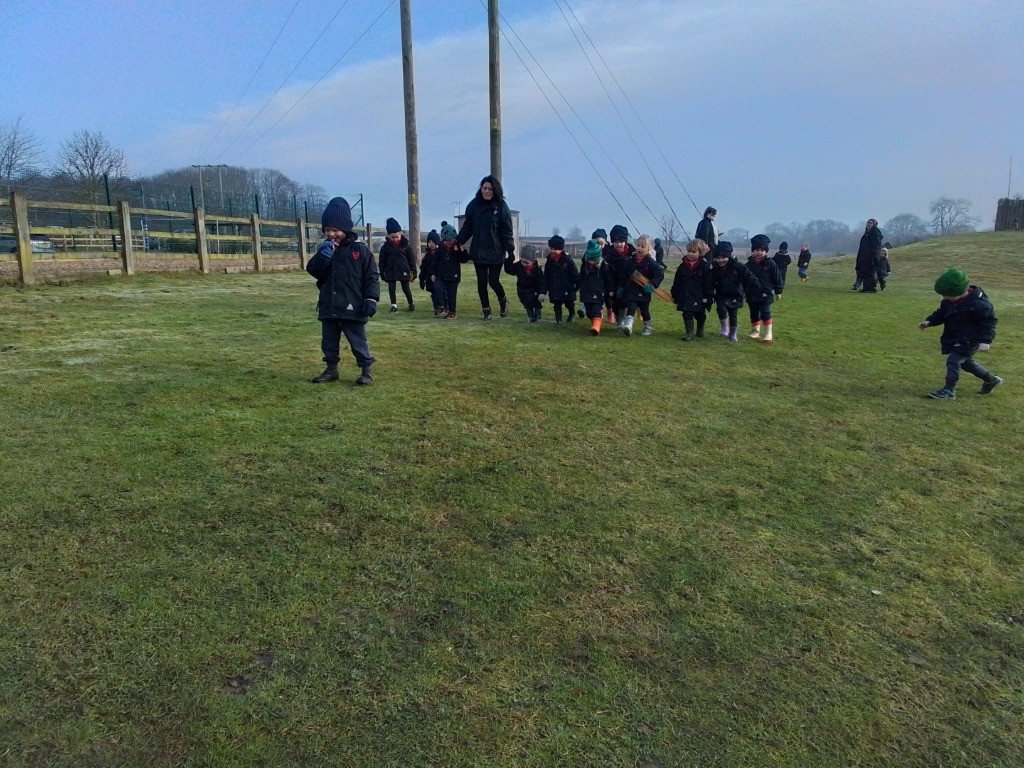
[[356, 366, 373, 386], [389, 305, 399, 313], [978, 376, 1003, 395], [499, 299, 509, 318], [309, 365, 339, 383], [483, 308, 492, 320], [408, 302, 415, 311]]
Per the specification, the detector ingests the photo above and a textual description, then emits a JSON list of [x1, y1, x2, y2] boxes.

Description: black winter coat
[[621, 255, 665, 303], [576, 259, 614, 304], [306, 236, 381, 323], [504, 256, 546, 294], [924, 285, 998, 354], [434, 243, 467, 283], [604, 244, 633, 292], [695, 217, 716, 250], [379, 236, 416, 282], [856, 227, 882, 274], [744, 257, 784, 305], [544, 255, 579, 301], [456, 197, 515, 265], [711, 256, 755, 309], [671, 258, 714, 312], [419, 249, 439, 289], [797, 248, 812, 268]]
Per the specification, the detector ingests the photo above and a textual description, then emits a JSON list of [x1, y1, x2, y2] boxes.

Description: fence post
[[117, 201, 136, 276], [250, 213, 263, 272], [297, 218, 309, 269], [194, 206, 210, 274], [365, 223, 372, 249], [11, 192, 34, 285]]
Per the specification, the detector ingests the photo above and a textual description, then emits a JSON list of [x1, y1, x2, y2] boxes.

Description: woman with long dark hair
[[456, 175, 516, 319]]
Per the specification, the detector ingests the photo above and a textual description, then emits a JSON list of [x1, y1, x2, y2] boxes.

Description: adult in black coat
[[854, 219, 883, 292], [695, 206, 718, 251], [456, 175, 516, 319]]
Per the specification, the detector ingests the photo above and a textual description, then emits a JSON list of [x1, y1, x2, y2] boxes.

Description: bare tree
[[567, 225, 583, 240], [929, 196, 980, 236], [660, 215, 682, 258], [552, 226, 561, 236], [884, 213, 929, 246], [54, 130, 129, 203], [0, 117, 43, 186]]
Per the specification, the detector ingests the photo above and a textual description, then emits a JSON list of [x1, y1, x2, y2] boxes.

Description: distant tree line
[[1, 119, 328, 224]]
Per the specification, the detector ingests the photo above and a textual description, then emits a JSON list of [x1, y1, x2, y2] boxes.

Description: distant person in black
[[772, 241, 792, 286], [797, 243, 812, 282], [654, 237, 666, 267], [854, 219, 883, 292], [456, 175, 516, 319], [695, 206, 718, 251]]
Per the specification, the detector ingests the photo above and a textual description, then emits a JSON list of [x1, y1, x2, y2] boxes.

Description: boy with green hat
[[918, 267, 1001, 399], [577, 239, 614, 335]]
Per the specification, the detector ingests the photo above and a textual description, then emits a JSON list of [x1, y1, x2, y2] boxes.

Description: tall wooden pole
[[488, 0, 501, 181], [400, 0, 421, 265]]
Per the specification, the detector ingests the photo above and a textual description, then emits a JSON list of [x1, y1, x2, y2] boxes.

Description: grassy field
[[1, 232, 1022, 767]]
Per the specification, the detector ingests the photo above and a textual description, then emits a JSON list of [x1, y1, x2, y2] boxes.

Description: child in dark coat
[[670, 238, 714, 341], [620, 234, 665, 337], [709, 241, 753, 342], [306, 197, 380, 385], [606, 225, 633, 325], [435, 224, 466, 320], [745, 233, 784, 343], [919, 268, 1001, 399], [544, 235, 579, 325], [772, 242, 792, 287], [576, 239, 614, 335], [504, 244, 546, 323], [797, 243, 812, 282], [420, 230, 444, 315], [378, 217, 417, 313]]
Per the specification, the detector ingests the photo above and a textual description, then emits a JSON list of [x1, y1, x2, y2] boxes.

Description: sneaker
[[499, 299, 509, 318], [483, 308, 492, 320], [447, 312, 457, 320], [389, 305, 399, 314], [978, 376, 1003, 395], [408, 302, 415, 311], [928, 388, 956, 400], [434, 307, 446, 316]]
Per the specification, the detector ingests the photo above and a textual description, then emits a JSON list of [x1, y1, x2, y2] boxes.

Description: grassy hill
[[1, 232, 1022, 767]]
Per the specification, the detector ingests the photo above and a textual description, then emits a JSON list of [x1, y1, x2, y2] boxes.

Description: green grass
[[1, 232, 1022, 767]]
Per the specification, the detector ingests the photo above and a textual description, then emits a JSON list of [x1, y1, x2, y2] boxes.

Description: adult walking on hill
[[457, 175, 516, 320], [854, 219, 883, 293], [696, 206, 718, 252]]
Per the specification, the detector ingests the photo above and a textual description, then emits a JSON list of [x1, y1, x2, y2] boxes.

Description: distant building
[[994, 198, 1024, 231]]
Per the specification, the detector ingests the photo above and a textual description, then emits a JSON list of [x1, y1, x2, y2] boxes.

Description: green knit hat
[[584, 239, 603, 261], [934, 268, 969, 297]]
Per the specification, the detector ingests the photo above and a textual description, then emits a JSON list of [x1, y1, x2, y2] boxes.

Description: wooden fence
[[1, 193, 396, 286]]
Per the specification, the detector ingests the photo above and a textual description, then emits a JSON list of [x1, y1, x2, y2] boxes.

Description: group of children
[[307, 197, 1002, 399]]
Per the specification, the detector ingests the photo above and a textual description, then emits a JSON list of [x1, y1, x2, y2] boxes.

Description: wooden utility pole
[[488, 0, 501, 181], [400, 0, 421, 264]]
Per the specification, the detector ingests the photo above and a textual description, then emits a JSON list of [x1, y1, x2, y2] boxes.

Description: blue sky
[[3, 0, 1023, 239]]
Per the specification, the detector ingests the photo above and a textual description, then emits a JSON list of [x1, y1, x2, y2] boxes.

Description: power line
[[198, 0, 303, 160], [485, 3, 639, 233], [212, 0, 359, 163], [229, 1, 397, 162], [554, 0, 691, 239], [561, 0, 703, 221], [492, 3, 659, 234]]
